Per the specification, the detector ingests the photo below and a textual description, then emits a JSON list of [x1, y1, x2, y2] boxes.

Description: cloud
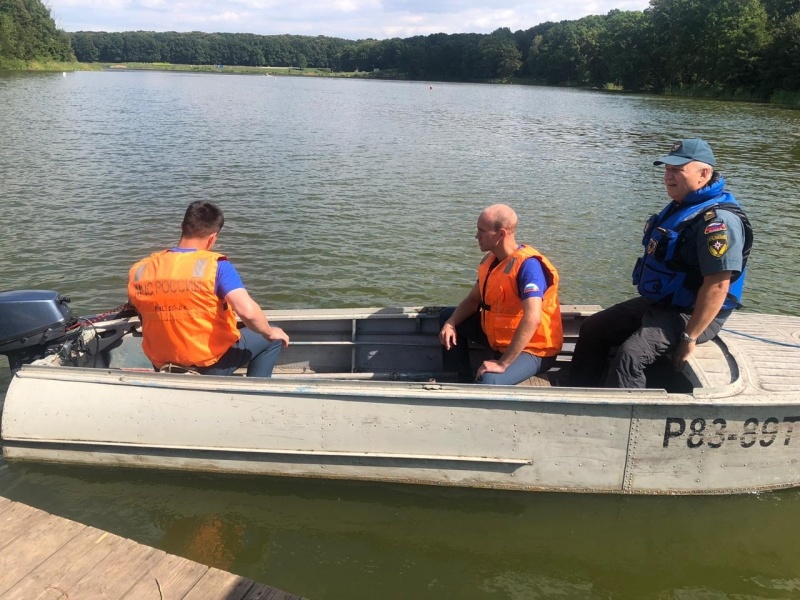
[[47, 0, 652, 39]]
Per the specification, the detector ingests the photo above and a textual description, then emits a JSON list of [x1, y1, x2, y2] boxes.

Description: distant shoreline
[[4, 61, 799, 108]]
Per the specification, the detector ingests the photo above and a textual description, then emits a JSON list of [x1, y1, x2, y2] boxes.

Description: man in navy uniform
[[570, 138, 753, 388]]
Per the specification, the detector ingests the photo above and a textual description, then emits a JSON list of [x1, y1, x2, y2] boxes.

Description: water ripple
[[1, 72, 798, 317]]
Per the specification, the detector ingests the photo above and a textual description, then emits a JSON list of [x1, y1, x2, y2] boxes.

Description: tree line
[[69, 0, 800, 98], [3, 0, 800, 100]]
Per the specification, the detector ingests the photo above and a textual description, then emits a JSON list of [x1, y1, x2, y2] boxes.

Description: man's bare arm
[[225, 288, 289, 346]]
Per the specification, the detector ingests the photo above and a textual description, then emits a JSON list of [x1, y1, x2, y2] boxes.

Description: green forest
[[3, 0, 800, 103], [0, 0, 73, 64]]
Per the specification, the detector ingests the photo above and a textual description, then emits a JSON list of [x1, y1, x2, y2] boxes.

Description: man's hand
[[673, 339, 695, 371], [477, 359, 506, 378], [265, 326, 290, 347], [439, 322, 458, 350]]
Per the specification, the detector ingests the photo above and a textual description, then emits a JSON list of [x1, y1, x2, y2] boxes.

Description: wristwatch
[[681, 331, 697, 343]]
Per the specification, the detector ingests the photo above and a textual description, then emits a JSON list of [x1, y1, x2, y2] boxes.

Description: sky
[[46, 0, 652, 40]]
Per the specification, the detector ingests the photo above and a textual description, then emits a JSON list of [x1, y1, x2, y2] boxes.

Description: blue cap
[[653, 138, 716, 167]]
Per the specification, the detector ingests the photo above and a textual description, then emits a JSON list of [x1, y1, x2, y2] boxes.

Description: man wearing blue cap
[[569, 138, 753, 388]]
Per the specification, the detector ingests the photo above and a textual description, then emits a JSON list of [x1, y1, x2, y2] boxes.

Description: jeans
[[439, 307, 555, 386], [197, 328, 284, 378]]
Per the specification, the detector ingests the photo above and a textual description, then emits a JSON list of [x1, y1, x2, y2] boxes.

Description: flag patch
[[704, 222, 727, 234]]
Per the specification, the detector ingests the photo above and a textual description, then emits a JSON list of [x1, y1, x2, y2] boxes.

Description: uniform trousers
[[569, 296, 725, 389]]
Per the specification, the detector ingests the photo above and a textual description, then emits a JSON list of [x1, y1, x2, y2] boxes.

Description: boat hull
[[5, 365, 800, 494]]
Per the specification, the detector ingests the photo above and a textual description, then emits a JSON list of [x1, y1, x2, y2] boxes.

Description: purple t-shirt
[[170, 248, 245, 299]]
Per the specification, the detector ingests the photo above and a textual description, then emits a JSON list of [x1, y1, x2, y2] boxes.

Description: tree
[[70, 31, 99, 62], [123, 31, 161, 63], [532, 20, 588, 85], [705, 0, 770, 88], [648, 0, 770, 90], [762, 0, 800, 22], [479, 28, 522, 79], [599, 9, 652, 90], [760, 11, 800, 91], [647, 0, 713, 89], [0, 0, 74, 62]]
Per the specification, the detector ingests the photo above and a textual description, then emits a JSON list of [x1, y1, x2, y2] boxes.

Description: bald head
[[480, 204, 518, 234], [476, 203, 521, 258]]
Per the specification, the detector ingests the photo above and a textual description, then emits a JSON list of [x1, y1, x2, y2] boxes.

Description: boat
[[1, 289, 799, 495]]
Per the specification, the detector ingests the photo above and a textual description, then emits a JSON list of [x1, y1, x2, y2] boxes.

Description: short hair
[[181, 201, 224, 239], [485, 204, 518, 234]]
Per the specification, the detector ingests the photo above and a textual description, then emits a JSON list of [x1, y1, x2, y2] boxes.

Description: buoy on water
[[62, 72, 66, 77]]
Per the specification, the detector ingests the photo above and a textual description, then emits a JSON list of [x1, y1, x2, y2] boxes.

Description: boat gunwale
[[17, 306, 800, 409], [12, 363, 682, 406]]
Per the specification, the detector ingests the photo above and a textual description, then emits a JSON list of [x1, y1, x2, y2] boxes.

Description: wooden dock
[[0, 496, 305, 599]]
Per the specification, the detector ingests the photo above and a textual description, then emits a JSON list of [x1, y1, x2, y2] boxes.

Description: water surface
[[1, 71, 800, 599]]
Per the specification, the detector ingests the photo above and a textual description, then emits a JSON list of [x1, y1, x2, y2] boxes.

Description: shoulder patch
[[704, 222, 727, 235], [523, 283, 540, 294], [703, 210, 717, 222], [707, 234, 729, 258]]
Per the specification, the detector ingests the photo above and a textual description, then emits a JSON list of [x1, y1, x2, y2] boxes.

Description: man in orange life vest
[[439, 204, 563, 385], [128, 201, 289, 376]]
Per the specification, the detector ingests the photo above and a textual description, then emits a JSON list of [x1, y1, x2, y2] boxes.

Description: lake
[[1, 70, 800, 599]]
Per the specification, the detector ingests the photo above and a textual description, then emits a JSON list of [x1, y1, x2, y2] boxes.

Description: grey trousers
[[569, 296, 725, 389]]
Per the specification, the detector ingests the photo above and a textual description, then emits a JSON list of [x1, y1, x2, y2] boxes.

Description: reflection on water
[[3, 462, 800, 599], [2, 72, 800, 599]]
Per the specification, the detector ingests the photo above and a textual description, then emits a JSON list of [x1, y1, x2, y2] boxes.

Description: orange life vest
[[128, 249, 240, 368], [477, 245, 563, 357]]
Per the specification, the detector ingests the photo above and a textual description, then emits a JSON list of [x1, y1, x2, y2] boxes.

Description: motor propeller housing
[[0, 290, 78, 370]]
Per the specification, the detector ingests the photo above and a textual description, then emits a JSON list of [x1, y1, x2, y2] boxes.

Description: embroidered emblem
[[707, 234, 728, 258], [671, 141, 682, 152], [647, 239, 658, 255], [703, 210, 716, 222], [704, 222, 727, 235]]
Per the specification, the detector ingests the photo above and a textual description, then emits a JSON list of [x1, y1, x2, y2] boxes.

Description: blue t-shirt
[[170, 248, 245, 299], [517, 257, 548, 300]]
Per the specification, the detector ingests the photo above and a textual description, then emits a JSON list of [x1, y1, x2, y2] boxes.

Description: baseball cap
[[653, 138, 716, 167]]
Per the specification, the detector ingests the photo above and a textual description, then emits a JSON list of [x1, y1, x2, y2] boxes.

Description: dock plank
[[68, 538, 164, 599], [0, 510, 84, 595], [183, 568, 255, 600], [120, 553, 209, 599], [0, 498, 305, 600], [1, 527, 126, 600], [0, 502, 42, 550], [243, 583, 296, 600]]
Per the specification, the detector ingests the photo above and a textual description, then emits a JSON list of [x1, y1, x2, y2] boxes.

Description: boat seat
[[157, 364, 201, 375], [681, 336, 737, 388], [517, 372, 553, 387]]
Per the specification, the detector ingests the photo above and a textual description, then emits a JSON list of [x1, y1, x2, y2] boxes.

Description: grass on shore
[[98, 62, 370, 77], [0, 59, 100, 71], [4, 60, 799, 108]]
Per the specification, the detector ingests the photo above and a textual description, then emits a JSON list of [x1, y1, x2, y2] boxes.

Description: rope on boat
[[721, 328, 800, 349], [65, 302, 135, 331]]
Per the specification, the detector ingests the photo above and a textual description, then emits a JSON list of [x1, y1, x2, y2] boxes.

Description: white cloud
[[47, 0, 652, 39]]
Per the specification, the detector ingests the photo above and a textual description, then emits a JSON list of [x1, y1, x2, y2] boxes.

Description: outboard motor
[[0, 290, 80, 371]]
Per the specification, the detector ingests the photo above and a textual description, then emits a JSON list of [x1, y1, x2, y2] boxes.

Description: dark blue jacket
[[632, 177, 752, 311]]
